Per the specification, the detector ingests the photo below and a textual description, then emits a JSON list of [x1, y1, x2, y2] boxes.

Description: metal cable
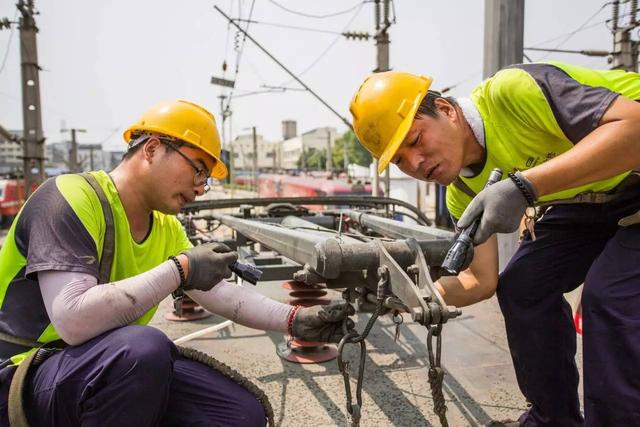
[[0, 10, 18, 75], [537, 3, 612, 60], [279, 2, 366, 85], [267, 0, 365, 19], [225, 0, 257, 111]]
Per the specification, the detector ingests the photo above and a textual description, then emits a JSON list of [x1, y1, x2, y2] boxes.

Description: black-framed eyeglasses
[[158, 138, 211, 194]]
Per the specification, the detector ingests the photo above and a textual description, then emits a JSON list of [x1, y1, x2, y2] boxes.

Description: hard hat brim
[[123, 125, 228, 179], [376, 90, 429, 175]]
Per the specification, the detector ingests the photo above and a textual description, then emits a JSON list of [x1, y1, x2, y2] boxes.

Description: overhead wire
[[278, 1, 366, 87], [536, 2, 612, 60], [529, 19, 610, 47], [221, 0, 233, 78], [224, 0, 257, 112], [0, 10, 18, 75], [232, 19, 344, 35], [267, 0, 366, 19], [530, 7, 640, 48]]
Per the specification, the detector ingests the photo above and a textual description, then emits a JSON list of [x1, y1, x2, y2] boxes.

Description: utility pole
[[251, 126, 258, 188], [343, 136, 349, 179], [483, 0, 525, 271], [301, 139, 307, 172], [61, 128, 86, 173], [272, 144, 277, 172], [326, 128, 332, 172], [483, 0, 524, 78], [610, 0, 639, 71], [375, 0, 391, 196], [83, 144, 101, 171], [17, 0, 45, 196]]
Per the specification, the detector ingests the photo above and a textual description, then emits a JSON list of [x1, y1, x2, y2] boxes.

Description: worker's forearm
[[436, 270, 495, 307], [39, 261, 181, 345], [524, 111, 640, 197], [187, 281, 292, 333]]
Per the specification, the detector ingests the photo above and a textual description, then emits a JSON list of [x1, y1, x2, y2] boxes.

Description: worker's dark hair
[[121, 133, 187, 161], [415, 90, 459, 119]]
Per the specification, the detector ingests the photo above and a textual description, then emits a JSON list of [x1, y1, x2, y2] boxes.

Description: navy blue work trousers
[[498, 185, 640, 427], [0, 325, 266, 426]]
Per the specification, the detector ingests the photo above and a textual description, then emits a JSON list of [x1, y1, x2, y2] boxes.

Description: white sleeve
[[186, 281, 292, 333], [38, 260, 181, 345]]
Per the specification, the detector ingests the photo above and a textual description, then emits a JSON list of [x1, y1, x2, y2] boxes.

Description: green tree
[[332, 130, 372, 170], [297, 147, 326, 170]]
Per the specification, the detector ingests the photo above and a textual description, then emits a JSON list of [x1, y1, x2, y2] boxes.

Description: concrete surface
[[150, 277, 585, 427]]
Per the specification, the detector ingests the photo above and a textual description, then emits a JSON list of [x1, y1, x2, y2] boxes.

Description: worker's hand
[[457, 173, 537, 245], [292, 302, 355, 343], [181, 242, 238, 292]]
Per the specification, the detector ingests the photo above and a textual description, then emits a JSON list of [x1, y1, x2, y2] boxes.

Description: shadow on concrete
[[257, 312, 500, 426]]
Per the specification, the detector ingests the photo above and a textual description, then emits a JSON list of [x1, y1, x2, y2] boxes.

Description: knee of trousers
[[102, 325, 176, 375], [238, 393, 266, 427], [496, 266, 534, 307]]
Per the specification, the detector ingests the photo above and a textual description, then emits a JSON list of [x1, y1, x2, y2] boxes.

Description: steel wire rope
[[220, 0, 233, 85], [267, 0, 366, 19], [0, 10, 18, 75], [231, 19, 344, 35], [529, 19, 609, 47], [224, 0, 257, 112], [268, 222, 396, 242], [529, 4, 640, 48], [605, 7, 640, 30], [277, 2, 366, 88], [536, 2, 612, 60]]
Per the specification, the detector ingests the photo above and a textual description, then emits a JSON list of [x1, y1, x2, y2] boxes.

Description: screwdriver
[[441, 168, 503, 275]]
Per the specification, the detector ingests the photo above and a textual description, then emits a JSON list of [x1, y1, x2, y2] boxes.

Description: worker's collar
[[456, 97, 485, 178]]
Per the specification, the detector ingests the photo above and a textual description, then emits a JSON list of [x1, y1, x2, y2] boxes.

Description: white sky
[[0, 0, 626, 152]]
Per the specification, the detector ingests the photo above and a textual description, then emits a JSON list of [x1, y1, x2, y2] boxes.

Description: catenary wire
[[267, 0, 366, 19], [0, 10, 18, 75], [278, 2, 366, 86], [537, 2, 612, 60]]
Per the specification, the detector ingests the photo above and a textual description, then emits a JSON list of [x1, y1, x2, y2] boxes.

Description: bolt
[[406, 264, 419, 275], [293, 270, 307, 283], [411, 308, 423, 323], [377, 265, 388, 279], [446, 305, 462, 319]]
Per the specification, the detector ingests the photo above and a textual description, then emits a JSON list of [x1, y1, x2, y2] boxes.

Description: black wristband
[[508, 172, 536, 206], [168, 255, 186, 288]]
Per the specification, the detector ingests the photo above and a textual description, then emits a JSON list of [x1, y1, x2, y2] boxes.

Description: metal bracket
[[373, 239, 429, 320], [374, 238, 461, 326], [406, 238, 461, 325]]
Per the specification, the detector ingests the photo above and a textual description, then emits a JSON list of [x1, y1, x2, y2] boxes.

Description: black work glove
[[457, 172, 537, 245], [292, 302, 355, 343], [181, 242, 238, 292]]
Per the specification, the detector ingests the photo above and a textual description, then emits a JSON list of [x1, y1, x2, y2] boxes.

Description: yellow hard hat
[[123, 100, 228, 179], [349, 71, 432, 174]]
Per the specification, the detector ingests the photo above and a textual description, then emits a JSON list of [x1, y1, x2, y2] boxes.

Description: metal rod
[[312, 238, 451, 279], [343, 209, 454, 240], [173, 320, 233, 344], [281, 215, 361, 243], [183, 195, 432, 226], [213, 213, 329, 266]]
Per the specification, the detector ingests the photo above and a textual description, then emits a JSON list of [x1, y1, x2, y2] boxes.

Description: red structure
[[0, 179, 37, 227], [276, 280, 338, 363], [257, 174, 378, 210]]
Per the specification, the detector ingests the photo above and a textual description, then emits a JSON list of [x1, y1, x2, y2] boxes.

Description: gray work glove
[[457, 172, 537, 245], [292, 302, 355, 343], [181, 242, 238, 292]]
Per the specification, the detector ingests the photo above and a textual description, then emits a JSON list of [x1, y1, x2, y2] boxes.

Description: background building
[[0, 130, 23, 176]]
